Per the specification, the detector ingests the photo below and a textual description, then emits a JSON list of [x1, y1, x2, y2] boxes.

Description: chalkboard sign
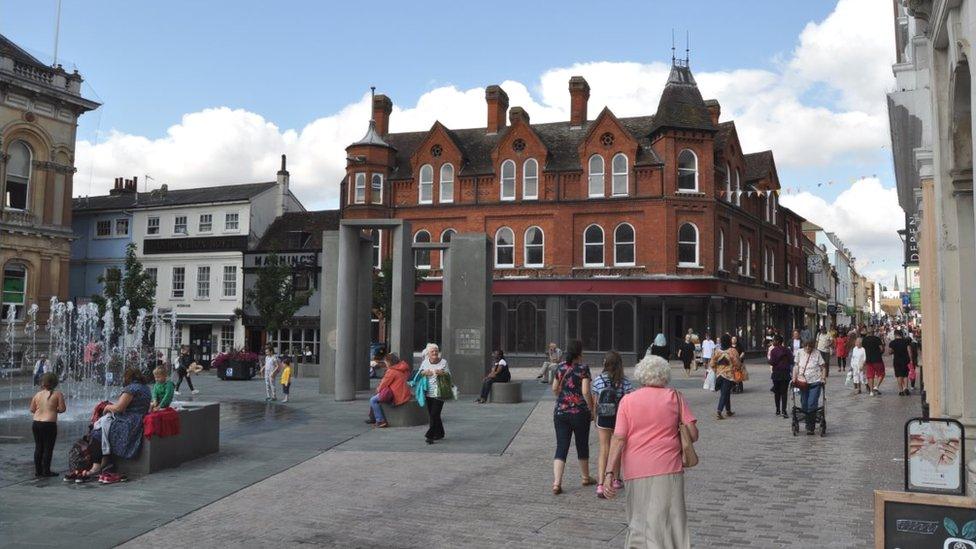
[[875, 490, 976, 548]]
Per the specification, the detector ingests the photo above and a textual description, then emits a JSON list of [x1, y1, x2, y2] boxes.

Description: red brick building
[[341, 61, 809, 362]]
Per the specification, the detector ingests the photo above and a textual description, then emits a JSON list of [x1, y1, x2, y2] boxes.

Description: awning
[[163, 314, 236, 323]]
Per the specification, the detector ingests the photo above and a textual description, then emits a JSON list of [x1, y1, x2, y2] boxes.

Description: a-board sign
[[905, 417, 966, 495], [875, 490, 976, 548]]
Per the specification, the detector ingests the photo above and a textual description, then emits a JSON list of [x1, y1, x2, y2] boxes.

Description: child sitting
[[150, 366, 175, 411], [280, 358, 293, 403], [29, 373, 66, 477]]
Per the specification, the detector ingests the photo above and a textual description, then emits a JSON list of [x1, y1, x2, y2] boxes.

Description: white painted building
[[72, 160, 303, 364]]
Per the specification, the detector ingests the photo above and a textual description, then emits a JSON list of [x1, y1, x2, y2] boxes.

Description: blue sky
[[0, 0, 902, 282]]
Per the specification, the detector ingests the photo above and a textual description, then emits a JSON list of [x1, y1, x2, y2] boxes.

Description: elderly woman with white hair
[[604, 354, 698, 549], [419, 343, 450, 445]]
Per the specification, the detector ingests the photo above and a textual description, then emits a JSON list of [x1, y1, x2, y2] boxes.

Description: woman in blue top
[[591, 350, 634, 498], [551, 340, 595, 495], [82, 367, 152, 484]]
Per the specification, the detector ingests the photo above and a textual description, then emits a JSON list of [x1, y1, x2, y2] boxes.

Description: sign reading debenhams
[[143, 236, 249, 254]]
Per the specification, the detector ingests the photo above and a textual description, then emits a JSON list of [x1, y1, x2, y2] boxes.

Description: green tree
[[246, 253, 310, 335], [92, 242, 156, 326]]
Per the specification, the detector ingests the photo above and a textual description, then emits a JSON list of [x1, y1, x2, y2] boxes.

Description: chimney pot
[[485, 85, 509, 134], [509, 106, 530, 125], [372, 94, 393, 136], [569, 76, 590, 128]]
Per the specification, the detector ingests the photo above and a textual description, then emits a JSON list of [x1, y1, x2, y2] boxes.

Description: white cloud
[[74, 0, 900, 275], [781, 177, 903, 283]]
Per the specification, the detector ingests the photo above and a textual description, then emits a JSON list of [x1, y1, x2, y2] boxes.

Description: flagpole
[[52, 0, 62, 67]]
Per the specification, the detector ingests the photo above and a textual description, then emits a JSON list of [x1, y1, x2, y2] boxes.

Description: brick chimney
[[486, 85, 509, 134], [276, 154, 290, 217], [372, 93, 393, 136], [509, 106, 530, 125], [569, 76, 590, 128], [704, 99, 721, 126]]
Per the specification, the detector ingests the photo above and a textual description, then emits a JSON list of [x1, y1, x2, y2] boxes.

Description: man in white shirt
[[701, 334, 716, 363]]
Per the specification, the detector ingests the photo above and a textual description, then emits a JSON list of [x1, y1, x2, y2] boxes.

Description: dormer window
[[677, 150, 698, 192], [500, 160, 516, 201], [439, 164, 454, 203], [419, 165, 433, 204], [353, 173, 366, 204], [588, 155, 604, 198], [611, 154, 628, 196], [523, 158, 539, 200], [371, 174, 383, 204], [288, 231, 311, 249]]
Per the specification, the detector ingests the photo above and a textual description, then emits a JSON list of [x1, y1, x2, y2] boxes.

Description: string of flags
[[717, 174, 879, 197]]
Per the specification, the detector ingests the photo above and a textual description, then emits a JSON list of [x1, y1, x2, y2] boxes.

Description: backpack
[[596, 375, 621, 418], [68, 432, 96, 472]]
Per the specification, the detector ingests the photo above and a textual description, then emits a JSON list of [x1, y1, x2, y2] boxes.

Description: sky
[[0, 0, 903, 285]]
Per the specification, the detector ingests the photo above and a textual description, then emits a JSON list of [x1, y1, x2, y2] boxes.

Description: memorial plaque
[[455, 328, 482, 356]]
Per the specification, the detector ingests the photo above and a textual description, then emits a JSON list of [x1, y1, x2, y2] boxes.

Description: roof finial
[[671, 29, 676, 65], [369, 86, 376, 123], [685, 31, 690, 65]]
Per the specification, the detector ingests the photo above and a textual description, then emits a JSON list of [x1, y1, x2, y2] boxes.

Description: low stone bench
[[379, 399, 427, 427], [489, 381, 523, 403], [117, 402, 220, 475]]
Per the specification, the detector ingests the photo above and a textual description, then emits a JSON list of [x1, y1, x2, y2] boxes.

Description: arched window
[[771, 194, 778, 224], [677, 223, 699, 266], [746, 239, 751, 276], [583, 224, 604, 266], [414, 230, 431, 269], [724, 163, 732, 202], [611, 153, 628, 196], [677, 149, 698, 192], [588, 154, 605, 198], [613, 301, 635, 352], [4, 141, 31, 210], [1, 262, 27, 319], [764, 194, 771, 222], [439, 163, 454, 203], [613, 223, 635, 266], [439, 229, 456, 269], [500, 160, 516, 201], [768, 247, 775, 282], [738, 236, 746, 275], [763, 247, 770, 280], [718, 229, 725, 271], [495, 227, 514, 267], [370, 174, 383, 204], [523, 158, 539, 200], [733, 169, 742, 206], [353, 173, 366, 204], [418, 164, 433, 204], [524, 226, 544, 267]]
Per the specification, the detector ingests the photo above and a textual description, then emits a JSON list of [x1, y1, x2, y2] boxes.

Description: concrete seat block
[[117, 402, 220, 476], [379, 400, 428, 427], [489, 381, 522, 403]]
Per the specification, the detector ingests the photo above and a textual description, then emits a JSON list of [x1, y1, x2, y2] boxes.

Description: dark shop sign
[[143, 236, 248, 254]]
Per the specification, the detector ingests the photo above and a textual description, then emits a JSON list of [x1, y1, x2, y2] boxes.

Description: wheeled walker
[[790, 381, 826, 437]]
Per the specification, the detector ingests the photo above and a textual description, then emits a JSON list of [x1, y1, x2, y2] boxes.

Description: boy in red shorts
[[861, 328, 886, 395]]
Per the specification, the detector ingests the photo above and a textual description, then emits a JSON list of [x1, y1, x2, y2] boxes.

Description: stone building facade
[[341, 61, 809, 363], [0, 35, 98, 361]]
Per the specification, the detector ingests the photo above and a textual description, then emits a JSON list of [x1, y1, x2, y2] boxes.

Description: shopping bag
[[703, 369, 716, 391], [844, 370, 854, 388], [908, 362, 917, 382]]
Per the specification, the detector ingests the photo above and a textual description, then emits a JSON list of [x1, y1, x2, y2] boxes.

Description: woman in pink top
[[604, 354, 698, 549]]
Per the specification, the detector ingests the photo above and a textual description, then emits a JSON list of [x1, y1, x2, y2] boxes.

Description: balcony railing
[[12, 61, 53, 85], [0, 209, 35, 227]]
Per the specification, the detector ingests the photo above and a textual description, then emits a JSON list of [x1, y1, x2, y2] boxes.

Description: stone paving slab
[[121, 360, 916, 549]]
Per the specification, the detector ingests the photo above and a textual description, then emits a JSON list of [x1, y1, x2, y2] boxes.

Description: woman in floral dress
[[550, 339, 595, 494]]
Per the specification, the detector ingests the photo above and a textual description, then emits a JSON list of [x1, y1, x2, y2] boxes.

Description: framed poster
[[905, 417, 966, 496], [875, 490, 976, 549]]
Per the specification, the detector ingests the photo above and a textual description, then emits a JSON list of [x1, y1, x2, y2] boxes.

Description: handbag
[[676, 391, 698, 468], [703, 369, 716, 391], [793, 353, 812, 390]]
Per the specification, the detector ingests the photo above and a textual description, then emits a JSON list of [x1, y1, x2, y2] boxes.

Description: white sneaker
[[174, 391, 181, 396], [192, 389, 200, 395]]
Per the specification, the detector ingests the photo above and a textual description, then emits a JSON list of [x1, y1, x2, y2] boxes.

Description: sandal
[[581, 477, 595, 487], [552, 484, 562, 495]]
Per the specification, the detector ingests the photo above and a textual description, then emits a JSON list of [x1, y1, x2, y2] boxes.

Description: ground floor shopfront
[[155, 314, 243, 367], [413, 278, 807, 367], [243, 317, 321, 364]]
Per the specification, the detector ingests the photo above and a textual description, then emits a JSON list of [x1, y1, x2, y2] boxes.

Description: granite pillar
[[355, 236, 373, 391], [334, 225, 358, 401], [442, 234, 491, 394], [389, 222, 414, 362], [319, 231, 339, 395]]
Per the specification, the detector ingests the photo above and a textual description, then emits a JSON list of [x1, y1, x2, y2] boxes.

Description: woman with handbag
[[708, 334, 742, 420], [419, 344, 451, 444], [365, 353, 411, 428], [793, 340, 827, 435], [603, 354, 698, 548]]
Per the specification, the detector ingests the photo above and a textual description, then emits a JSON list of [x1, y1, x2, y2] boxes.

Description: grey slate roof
[[254, 210, 340, 251], [0, 34, 48, 70], [73, 181, 277, 213], [383, 116, 665, 180], [743, 151, 775, 182], [648, 65, 717, 135]]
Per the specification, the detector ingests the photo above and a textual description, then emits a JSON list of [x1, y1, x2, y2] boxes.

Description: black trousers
[[32, 421, 57, 475], [479, 370, 511, 400], [837, 356, 847, 370], [553, 412, 590, 461], [425, 397, 445, 440], [772, 380, 789, 413], [175, 367, 194, 391]]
